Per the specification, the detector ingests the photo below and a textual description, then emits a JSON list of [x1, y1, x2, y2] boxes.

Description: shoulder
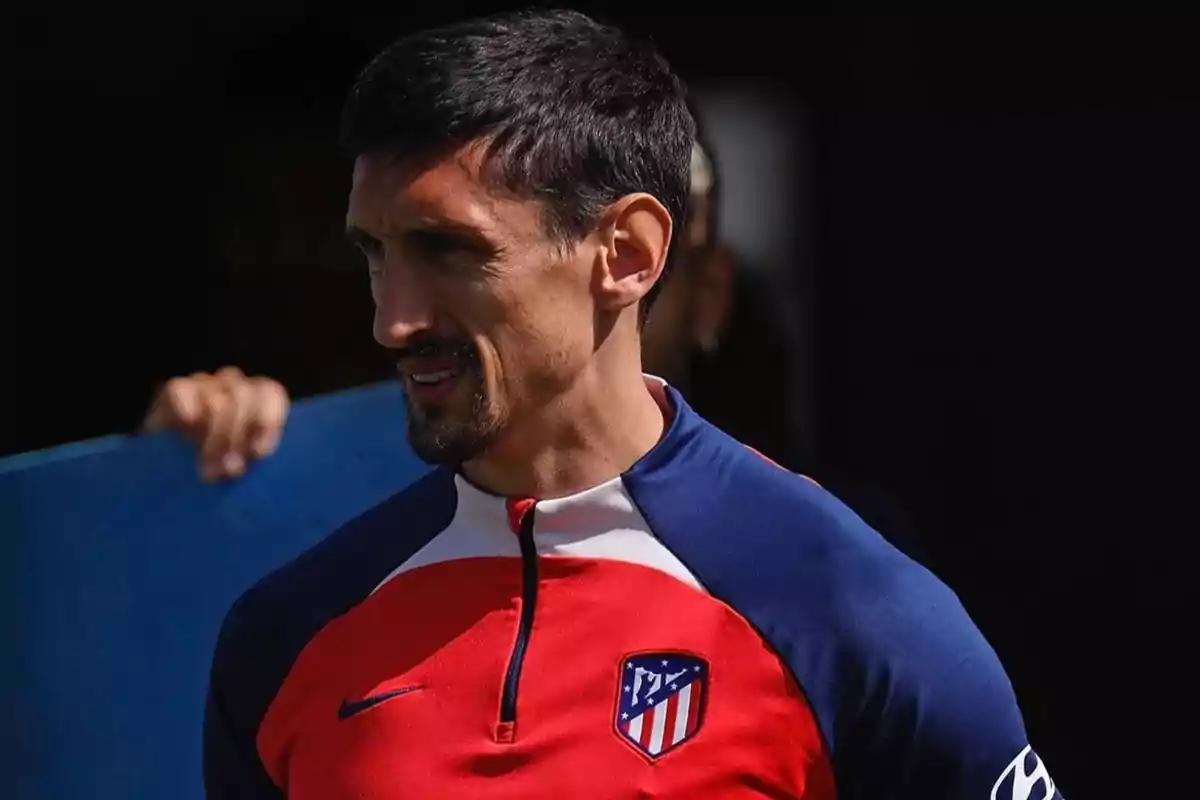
[[210, 467, 456, 710], [626, 411, 907, 606], [627, 414, 1054, 797], [632, 425, 943, 646]]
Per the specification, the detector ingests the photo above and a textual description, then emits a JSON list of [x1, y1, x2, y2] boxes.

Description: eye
[[358, 239, 385, 260], [406, 230, 501, 277], [346, 227, 384, 259]]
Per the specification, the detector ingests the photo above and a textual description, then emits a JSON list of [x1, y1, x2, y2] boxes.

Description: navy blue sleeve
[[202, 469, 456, 798], [819, 543, 1062, 799], [625, 404, 1061, 799], [204, 591, 286, 799]]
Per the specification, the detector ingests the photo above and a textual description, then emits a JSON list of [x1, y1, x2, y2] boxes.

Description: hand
[[143, 367, 290, 481]]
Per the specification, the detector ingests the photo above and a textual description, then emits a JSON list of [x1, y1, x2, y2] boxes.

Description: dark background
[[10, 11, 1198, 796]]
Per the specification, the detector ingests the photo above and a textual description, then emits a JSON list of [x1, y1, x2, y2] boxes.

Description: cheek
[[405, 270, 508, 341], [486, 267, 595, 393]]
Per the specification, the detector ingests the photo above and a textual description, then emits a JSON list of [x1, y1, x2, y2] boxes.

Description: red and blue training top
[[204, 379, 1060, 799]]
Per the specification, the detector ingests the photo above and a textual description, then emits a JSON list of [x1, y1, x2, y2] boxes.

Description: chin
[[407, 421, 497, 465], [404, 390, 501, 466]]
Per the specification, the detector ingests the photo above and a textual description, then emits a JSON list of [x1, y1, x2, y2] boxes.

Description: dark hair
[[340, 9, 695, 316]]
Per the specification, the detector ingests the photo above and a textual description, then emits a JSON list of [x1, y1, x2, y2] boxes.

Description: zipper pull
[[505, 497, 537, 537]]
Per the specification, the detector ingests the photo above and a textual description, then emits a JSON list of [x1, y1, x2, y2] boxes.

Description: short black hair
[[340, 9, 695, 316]]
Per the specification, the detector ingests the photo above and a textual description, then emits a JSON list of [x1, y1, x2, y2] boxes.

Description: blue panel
[[0, 381, 429, 800]]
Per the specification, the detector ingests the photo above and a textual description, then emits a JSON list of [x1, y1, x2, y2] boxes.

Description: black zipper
[[500, 505, 539, 728]]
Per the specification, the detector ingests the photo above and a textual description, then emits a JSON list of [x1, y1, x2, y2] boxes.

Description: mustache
[[393, 338, 479, 363]]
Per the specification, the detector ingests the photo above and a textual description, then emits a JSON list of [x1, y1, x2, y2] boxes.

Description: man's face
[[346, 147, 599, 464]]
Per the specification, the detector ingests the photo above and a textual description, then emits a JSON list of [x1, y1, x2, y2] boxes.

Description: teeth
[[410, 370, 457, 385]]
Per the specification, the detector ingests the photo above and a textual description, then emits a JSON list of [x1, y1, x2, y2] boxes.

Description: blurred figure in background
[[643, 138, 810, 471], [646, 134, 926, 562]]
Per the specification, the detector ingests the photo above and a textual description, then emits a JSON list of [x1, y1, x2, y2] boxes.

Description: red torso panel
[[257, 557, 834, 799]]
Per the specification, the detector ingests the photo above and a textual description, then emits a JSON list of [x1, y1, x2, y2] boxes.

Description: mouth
[[409, 369, 459, 385], [399, 357, 469, 406]]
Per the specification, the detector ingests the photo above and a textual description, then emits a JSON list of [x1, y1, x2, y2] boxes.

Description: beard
[[399, 340, 504, 465]]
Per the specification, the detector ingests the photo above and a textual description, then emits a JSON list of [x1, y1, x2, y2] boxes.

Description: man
[[205, 10, 1059, 799]]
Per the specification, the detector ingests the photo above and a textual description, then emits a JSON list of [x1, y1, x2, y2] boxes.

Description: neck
[[461, 338, 666, 500]]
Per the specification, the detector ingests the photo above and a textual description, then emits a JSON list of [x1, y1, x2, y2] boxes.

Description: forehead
[[347, 147, 541, 243]]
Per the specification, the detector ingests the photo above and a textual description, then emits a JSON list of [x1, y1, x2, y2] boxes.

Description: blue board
[[0, 381, 429, 800]]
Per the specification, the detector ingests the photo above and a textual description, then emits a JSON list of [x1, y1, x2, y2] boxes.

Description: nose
[[372, 259, 436, 348]]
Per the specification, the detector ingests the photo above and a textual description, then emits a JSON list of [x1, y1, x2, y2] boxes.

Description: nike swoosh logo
[[338, 685, 423, 720]]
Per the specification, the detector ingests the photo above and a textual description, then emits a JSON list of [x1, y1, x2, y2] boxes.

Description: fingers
[[199, 369, 251, 479], [246, 379, 290, 458], [143, 368, 291, 482]]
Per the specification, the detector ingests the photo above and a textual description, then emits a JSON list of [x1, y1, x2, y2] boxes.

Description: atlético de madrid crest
[[615, 652, 708, 759]]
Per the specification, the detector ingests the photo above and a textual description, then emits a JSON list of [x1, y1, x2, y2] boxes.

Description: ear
[[594, 193, 673, 314]]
